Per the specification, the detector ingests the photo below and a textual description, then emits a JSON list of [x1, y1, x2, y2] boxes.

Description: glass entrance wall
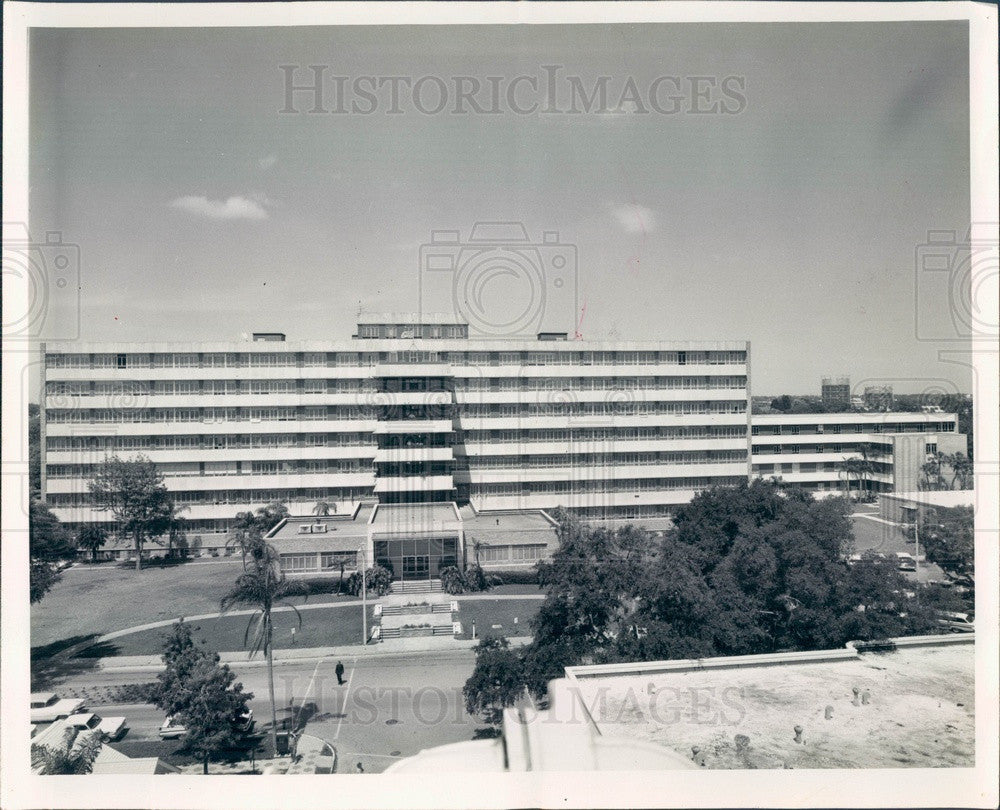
[[374, 536, 459, 580]]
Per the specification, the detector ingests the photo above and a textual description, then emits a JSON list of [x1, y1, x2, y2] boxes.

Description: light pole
[[360, 540, 368, 645], [913, 511, 920, 582]]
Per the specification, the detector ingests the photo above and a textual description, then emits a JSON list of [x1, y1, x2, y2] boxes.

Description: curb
[[95, 636, 535, 672]]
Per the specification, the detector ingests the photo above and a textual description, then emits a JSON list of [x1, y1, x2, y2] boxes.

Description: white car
[[936, 611, 975, 633], [158, 708, 253, 740], [30, 692, 85, 723], [157, 716, 186, 740], [65, 712, 128, 742]]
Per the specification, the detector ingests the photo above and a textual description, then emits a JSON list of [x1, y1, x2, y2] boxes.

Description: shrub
[[440, 566, 466, 595], [484, 568, 540, 586], [346, 565, 392, 597], [464, 565, 491, 592]]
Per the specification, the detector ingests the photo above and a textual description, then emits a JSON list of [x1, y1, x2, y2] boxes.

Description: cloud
[[259, 154, 278, 171], [169, 194, 269, 221], [610, 204, 656, 234]]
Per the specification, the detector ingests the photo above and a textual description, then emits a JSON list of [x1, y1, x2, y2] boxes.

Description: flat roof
[[884, 490, 974, 508], [43, 338, 750, 353], [268, 509, 373, 543], [370, 502, 462, 534], [461, 508, 560, 549], [570, 640, 974, 769]]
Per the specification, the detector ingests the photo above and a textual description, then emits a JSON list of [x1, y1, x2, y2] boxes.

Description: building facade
[[821, 376, 851, 409], [39, 318, 751, 541], [750, 412, 966, 496], [38, 320, 966, 561]]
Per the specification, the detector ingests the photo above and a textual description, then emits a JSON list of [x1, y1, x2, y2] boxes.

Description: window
[[116, 354, 127, 369], [280, 554, 319, 573]]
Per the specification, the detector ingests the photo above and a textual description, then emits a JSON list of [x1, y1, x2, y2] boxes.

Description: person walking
[[335, 660, 345, 685]]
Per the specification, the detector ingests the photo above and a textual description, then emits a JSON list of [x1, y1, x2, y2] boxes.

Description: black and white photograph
[[2, 2, 997, 808]]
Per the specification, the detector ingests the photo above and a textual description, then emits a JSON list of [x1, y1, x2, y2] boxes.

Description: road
[[38, 647, 483, 773], [850, 512, 947, 584]]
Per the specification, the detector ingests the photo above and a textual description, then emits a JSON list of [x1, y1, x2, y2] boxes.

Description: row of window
[[464, 426, 748, 443], [46, 433, 374, 452], [279, 551, 360, 573], [48, 487, 371, 508], [461, 402, 746, 417], [46, 401, 747, 423], [751, 443, 893, 456], [752, 422, 954, 435], [46, 426, 747, 454], [46, 349, 747, 370], [455, 376, 747, 391], [46, 380, 385, 396], [477, 544, 547, 563], [470, 451, 747, 468], [46, 376, 747, 399], [46, 460, 371, 479], [469, 475, 745, 496]]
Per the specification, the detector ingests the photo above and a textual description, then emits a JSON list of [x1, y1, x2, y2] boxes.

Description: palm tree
[[31, 727, 103, 774], [165, 504, 189, 560], [312, 500, 334, 517], [220, 530, 306, 756]]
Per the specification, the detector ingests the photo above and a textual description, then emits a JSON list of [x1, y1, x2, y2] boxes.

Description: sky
[[28, 22, 974, 395]]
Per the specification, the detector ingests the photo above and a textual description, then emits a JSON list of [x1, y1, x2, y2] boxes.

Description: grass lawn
[[77, 603, 374, 657], [31, 560, 352, 653], [454, 598, 542, 640]]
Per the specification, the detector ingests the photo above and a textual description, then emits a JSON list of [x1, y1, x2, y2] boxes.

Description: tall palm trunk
[[265, 613, 278, 757]]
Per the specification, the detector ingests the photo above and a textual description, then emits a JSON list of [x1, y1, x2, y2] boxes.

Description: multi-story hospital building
[[38, 317, 965, 576]]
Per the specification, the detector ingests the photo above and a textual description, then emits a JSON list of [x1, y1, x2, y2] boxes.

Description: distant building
[[821, 376, 851, 409], [750, 412, 966, 497], [863, 385, 894, 411]]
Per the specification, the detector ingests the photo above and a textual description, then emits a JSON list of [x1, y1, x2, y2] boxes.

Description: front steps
[[389, 578, 443, 595], [373, 580, 459, 642]]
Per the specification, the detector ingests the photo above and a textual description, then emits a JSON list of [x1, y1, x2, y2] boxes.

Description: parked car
[[158, 708, 254, 740], [30, 692, 85, 723], [936, 611, 975, 633], [65, 712, 128, 742]]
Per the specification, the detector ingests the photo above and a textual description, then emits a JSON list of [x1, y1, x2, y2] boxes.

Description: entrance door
[[402, 555, 430, 580]]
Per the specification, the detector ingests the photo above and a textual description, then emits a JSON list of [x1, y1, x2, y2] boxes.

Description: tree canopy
[[153, 621, 254, 774], [467, 481, 939, 712], [29, 499, 76, 603], [87, 455, 175, 570]]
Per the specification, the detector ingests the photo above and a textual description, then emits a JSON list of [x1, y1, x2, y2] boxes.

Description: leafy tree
[[29, 499, 75, 603], [87, 455, 175, 570], [28, 403, 41, 498], [77, 525, 108, 562], [31, 727, 103, 774], [152, 621, 254, 774], [518, 481, 937, 698], [220, 532, 306, 757], [463, 636, 526, 725], [770, 394, 793, 412], [920, 506, 974, 577], [228, 502, 290, 565]]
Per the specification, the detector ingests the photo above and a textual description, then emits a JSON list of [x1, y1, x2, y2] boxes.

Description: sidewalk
[[96, 635, 534, 672]]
